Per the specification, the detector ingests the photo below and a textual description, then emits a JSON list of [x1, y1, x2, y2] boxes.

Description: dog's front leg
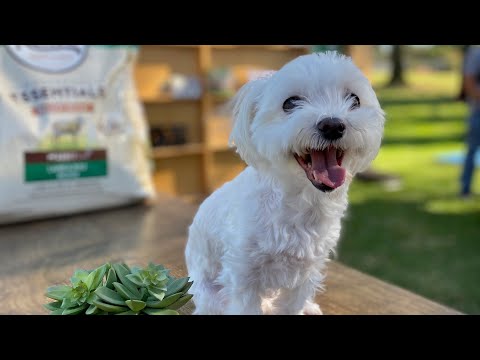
[[225, 287, 263, 315], [221, 248, 264, 315], [273, 282, 317, 315]]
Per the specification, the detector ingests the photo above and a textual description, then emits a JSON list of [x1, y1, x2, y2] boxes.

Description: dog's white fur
[[185, 51, 385, 315]]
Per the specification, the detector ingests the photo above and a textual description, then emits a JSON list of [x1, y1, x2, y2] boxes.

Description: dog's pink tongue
[[311, 147, 346, 189]]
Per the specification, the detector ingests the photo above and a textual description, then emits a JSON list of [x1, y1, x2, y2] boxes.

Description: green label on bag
[[25, 149, 107, 182]]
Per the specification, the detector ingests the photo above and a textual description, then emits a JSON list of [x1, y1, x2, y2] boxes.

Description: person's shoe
[[459, 191, 472, 200]]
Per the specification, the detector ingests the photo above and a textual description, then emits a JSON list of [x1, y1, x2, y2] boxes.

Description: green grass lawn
[[336, 69, 480, 314]]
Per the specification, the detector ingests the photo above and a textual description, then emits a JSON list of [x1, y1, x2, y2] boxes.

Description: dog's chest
[[250, 212, 338, 289], [252, 249, 320, 290]]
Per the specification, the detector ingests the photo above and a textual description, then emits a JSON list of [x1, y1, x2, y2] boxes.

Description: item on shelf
[[230, 65, 274, 89], [150, 125, 187, 147], [246, 69, 276, 81], [150, 127, 166, 147], [207, 65, 274, 100], [207, 67, 236, 99], [159, 73, 202, 100], [171, 125, 187, 145]]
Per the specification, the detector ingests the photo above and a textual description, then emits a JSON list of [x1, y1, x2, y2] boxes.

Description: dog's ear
[[228, 77, 269, 167]]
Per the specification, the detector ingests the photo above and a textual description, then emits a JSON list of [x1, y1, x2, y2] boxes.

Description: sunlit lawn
[[337, 69, 480, 314]]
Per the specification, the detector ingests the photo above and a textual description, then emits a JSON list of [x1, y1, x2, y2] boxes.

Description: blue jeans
[[461, 109, 480, 194]]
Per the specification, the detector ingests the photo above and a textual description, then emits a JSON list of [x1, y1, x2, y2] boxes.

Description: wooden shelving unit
[[141, 97, 200, 105], [151, 143, 204, 159], [135, 45, 310, 202]]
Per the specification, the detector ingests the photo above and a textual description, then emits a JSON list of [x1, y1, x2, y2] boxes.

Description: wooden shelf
[[161, 45, 200, 49], [151, 143, 203, 159], [140, 45, 200, 51], [209, 93, 233, 103], [140, 96, 200, 104], [208, 144, 234, 152], [211, 45, 310, 51], [179, 192, 208, 205]]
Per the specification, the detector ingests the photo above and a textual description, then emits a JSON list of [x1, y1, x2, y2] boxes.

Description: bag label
[[25, 149, 107, 182]]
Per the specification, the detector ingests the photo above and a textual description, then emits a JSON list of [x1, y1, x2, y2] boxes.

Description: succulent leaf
[[95, 286, 127, 306], [105, 268, 117, 289], [125, 300, 146, 312], [146, 292, 183, 308], [113, 282, 140, 300], [125, 273, 145, 287], [86, 292, 98, 305], [85, 264, 108, 290], [71, 269, 89, 286], [130, 266, 141, 274], [140, 288, 148, 301], [115, 310, 139, 315], [62, 303, 89, 315], [45, 285, 71, 301], [44, 301, 62, 311], [92, 300, 128, 313], [149, 284, 167, 293], [181, 281, 194, 294], [142, 308, 179, 315], [61, 296, 76, 309], [112, 263, 141, 297], [166, 294, 194, 310], [165, 277, 189, 296], [86, 304, 99, 315], [147, 287, 166, 301]]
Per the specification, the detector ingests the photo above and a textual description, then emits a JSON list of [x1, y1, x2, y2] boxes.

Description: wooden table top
[[0, 194, 461, 315]]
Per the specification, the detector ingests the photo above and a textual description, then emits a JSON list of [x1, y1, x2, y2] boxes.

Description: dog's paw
[[261, 297, 275, 315], [301, 300, 323, 315]]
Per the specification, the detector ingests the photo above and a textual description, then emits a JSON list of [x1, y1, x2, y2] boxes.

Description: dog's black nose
[[317, 117, 346, 140]]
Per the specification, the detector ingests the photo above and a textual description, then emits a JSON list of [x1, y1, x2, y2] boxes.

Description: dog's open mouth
[[294, 146, 346, 192]]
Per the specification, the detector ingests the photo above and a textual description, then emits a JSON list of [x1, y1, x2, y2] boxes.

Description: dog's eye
[[283, 96, 303, 112], [347, 93, 360, 110]]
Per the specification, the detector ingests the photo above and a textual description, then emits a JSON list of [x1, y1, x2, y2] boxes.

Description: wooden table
[[0, 194, 461, 315]]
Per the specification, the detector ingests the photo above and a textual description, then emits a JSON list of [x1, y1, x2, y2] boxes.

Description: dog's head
[[229, 51, 385, 193]]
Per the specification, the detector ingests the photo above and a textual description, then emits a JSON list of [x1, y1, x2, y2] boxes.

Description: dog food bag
[[0, 45, 155, 224]]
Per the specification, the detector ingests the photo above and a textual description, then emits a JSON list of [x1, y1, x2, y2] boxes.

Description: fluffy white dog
[[185, 51, 385, 315]]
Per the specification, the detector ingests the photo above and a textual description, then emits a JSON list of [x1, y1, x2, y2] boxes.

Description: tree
[[388, 45, 406, 86]]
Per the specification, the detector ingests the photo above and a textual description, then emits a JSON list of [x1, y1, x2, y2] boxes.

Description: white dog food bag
[[0, 45, 155, 224]]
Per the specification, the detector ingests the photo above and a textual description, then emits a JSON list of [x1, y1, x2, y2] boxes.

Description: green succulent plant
[[44, 262, 193, 315]]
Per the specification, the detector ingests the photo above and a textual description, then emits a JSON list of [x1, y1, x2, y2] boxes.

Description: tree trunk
[[458, 45, 470, 101], [388, 45, 405, 86]]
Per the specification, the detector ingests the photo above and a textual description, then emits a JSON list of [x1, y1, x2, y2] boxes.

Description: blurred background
[[136, 45, 479, 314]]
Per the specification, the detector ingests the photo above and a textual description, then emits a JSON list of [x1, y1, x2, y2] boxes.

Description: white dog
[[185, 51, 385, 315]]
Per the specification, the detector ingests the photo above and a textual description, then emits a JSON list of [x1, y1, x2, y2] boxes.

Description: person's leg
[[461, 110, 480, 196]]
